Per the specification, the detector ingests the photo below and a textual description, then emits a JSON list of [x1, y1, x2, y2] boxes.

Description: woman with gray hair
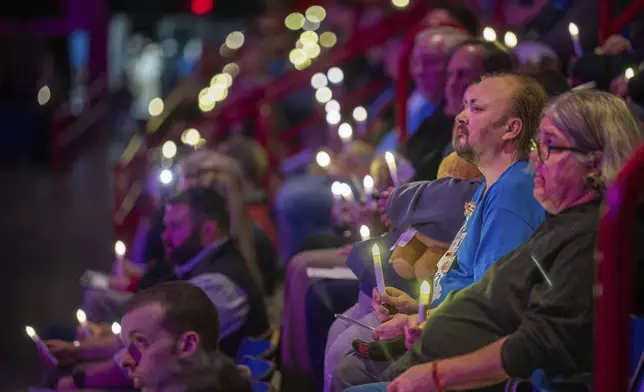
[[334, 89, 644, 392]]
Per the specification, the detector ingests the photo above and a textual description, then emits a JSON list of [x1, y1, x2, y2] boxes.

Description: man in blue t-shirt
[[332, 73, 549, 392]]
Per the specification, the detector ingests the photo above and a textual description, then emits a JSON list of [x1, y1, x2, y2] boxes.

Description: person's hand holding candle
[[404, 313, 429, 350], [372, 287, 419, 321]]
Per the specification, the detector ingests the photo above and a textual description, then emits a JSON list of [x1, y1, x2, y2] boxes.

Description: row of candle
[[26, 313, 124, 366], [26, 240, 129, 365]]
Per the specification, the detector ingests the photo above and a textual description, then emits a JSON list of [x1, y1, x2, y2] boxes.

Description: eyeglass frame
[[531, 139, 588, 162]]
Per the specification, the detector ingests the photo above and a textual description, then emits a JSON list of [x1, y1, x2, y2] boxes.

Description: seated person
[[323, 153, 482, 391], [274, 140, 374, 264], [54, 281, 222, 390], [334, 89, 644, 392], [49, 188, 269, 389], [376, 73, 546, 322], [411, 38, 514, 179]]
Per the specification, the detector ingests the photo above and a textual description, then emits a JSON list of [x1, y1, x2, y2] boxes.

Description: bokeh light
[[305, 6, 327, 23], [161, 141, 177, 159], [225, 31, 245, 50], [327, 67, 344, 84], [315, 87, 333, 103], [319, 32, 338, 48], [311, 73, 328, 89], [38, 86, 51, 105], [148, 97, 164, 116], [285, 13, 305, 30]]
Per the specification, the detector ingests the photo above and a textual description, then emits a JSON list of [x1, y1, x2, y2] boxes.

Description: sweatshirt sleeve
[[500, 234, 596, 378]]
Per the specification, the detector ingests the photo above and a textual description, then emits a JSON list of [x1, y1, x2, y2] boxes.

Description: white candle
[[316, 151, 331, 169], [372, 244, 386, 295], [114, 240, 127, 279], [352, 106, 368, 137], [25, 326, 59, 366], [363, 175, 374, 206], [338, 123, 353, 151], [384, 152, 400, 187], [417, 281, 431, 323], [568, 23, 582, 57], [112, 322, 126, 346], [76, 309, 92, 339], [331, 181, 343, 221], [359, 225, 371, 241]]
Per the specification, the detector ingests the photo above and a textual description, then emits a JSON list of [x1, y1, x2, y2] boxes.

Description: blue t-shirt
[[432, 161, 545, 306]]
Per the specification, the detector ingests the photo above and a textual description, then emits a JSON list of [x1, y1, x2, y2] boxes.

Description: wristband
[[432, 361, 446, 392]]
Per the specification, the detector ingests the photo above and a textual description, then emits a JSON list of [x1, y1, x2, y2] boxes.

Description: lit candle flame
[[625, 67, 635, 80], [316, 151, 331, 168], [420, 281, 431, 295], [360, 225, 371, 241], [568, 22, 579, 36], [76, 309, 87, 324], [114, 241, 126, 257], [25, 326, 36, 338], [483, 27, 497, 42]]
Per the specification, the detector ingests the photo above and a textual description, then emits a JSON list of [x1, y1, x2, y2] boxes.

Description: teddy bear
[[387, 152, 483, 282]]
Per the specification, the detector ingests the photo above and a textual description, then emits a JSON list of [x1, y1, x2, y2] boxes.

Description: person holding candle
[[51, 281, 223, 390], [331, 73, 550, 391], [322, 154, 483, 392], [334, 88, 644, 392]]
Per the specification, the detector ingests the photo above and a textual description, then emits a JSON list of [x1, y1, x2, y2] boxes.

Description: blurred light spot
[[220, 44, 234, 57], [303, 42, 321, 58], [483, 27, 497, 42], [326, 110, 341, 125], [183, 38, 203, 60], [295, 58, 312, 70], [504, 31, 518, 48], [161, 141, 177, 159], [160, 169, 173, 184], [300, 31, 319, 45], [289, 48, 308, 65], [353, 106, 367, 122], [625, 67, 635, 80], [148, 97, 164, 116], [285, 13, 305, 30], [306, 6, 327, 23], [325, 99, 340, 113], [311, 72, 328, 89], [211, 73, 233, 88], [38, 86, 51, 105], [316, 150, 331, 167], [315, 87, 333, 103], [320, 32, 337, 48], [392, 0, 410, 8], [182, 128, 201, 146], [225, 31, 245, 50], [223, 63, 240, 77], [327, 67, 344, 84]]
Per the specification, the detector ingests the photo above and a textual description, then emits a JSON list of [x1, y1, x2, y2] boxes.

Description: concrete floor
[[0, 138, 117, 389]]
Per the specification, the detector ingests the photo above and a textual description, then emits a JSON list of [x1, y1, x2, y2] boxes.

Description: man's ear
[[199, 220, 218, 243], [501, 117, 523, 142], [176, 331, 200, 358]]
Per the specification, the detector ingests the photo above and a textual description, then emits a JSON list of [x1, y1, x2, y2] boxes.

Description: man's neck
[[478, 151, 520, 190]]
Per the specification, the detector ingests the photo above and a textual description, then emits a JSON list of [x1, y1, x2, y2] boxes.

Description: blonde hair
[[543, 89, 644, 186]]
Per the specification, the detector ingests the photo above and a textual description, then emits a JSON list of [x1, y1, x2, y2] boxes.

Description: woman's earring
[[584, 172, 605, 194]]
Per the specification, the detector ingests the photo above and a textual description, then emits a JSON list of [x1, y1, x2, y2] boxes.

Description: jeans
[[324, 292, 380, 392]]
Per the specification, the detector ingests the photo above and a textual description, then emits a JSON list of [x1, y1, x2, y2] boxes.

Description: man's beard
[[452, 124, 479, 164], [166, 230, 203, 266]]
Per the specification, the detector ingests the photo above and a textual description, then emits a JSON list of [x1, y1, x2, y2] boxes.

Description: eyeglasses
[[531, 140, 587, 162]]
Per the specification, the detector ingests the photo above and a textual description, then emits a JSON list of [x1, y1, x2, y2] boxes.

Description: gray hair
[[543, 89, 644, 186]]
